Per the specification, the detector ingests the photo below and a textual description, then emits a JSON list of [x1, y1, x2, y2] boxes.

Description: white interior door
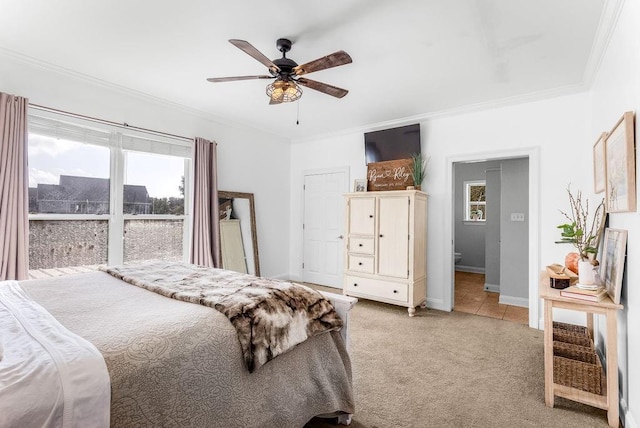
[[302, 170, 347, 287]]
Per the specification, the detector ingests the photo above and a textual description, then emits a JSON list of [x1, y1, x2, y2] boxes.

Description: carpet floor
[[307, 298, 610, 428]]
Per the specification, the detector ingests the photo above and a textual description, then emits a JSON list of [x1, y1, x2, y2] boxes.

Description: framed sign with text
[[366, 159, 413, 191]]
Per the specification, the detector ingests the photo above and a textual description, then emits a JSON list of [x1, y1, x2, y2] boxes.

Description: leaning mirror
[[218, 191, 260, 276]]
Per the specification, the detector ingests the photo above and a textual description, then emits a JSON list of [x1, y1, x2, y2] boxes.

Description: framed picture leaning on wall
[[605, 111, 636, 212], [599, 228, 628, 305], [593, 131, 607, 194]]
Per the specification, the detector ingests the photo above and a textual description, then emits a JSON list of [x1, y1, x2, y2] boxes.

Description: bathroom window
[[464, 180, 486, 221]]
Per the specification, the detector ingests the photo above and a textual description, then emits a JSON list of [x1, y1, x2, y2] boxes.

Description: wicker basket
[[553, 340, 598, 364], [553, 321, 587, 333], [552, 322, 591, 347], [553, 342, 602, 395]]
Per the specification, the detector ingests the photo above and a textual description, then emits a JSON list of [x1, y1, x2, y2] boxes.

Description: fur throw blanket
[[101, 261, 343, 372]]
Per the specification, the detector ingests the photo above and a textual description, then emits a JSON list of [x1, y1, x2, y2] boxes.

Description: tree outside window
[[465, 180, 486, 221]]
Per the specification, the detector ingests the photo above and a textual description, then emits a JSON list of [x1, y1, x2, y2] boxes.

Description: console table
[[540, 274, 623, 427]]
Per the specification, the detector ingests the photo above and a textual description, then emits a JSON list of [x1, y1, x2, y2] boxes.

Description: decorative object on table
[[599, 228, 628, 305], [409, 152, 428, 191], [564, 252, 580, 274], [605, 111, 636, 213], [546, 264, 578, 289], [353, 179, 367, 192], [555, 186, 606, 285], [592, 132, 607, 194], [560, 285, 607, 302]]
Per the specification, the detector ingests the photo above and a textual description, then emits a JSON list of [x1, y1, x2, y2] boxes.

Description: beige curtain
[[0, 93, 29, 280], [190, 137, 221, 267]]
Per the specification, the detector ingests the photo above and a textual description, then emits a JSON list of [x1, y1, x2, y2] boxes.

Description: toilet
[[454, 252, 462, 265]]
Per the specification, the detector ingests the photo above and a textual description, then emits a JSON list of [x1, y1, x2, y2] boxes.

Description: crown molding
[[292, 82, 589, 145], [0, 46, 285, 141], [582, 0, 626, 87]]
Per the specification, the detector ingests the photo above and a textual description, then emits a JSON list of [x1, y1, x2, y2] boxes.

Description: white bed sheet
[[0, 281, 110, 428]]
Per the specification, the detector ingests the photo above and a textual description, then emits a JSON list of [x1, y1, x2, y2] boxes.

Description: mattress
[[17, 271, 354, 427]]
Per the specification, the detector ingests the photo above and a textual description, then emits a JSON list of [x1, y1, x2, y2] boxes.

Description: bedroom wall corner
[[587, 0, 640, 425], [0, 52, 292, 279]]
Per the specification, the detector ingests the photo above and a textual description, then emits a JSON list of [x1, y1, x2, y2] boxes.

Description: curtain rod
[[29, 103, 193, 142]]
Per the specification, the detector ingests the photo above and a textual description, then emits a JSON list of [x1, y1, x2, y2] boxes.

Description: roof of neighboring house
[[31, 175, 150, 204]]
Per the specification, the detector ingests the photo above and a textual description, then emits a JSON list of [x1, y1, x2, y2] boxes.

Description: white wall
[[290, 92, 591, 307], [0, 52, 292, 278], [289, 1, 640, 421], [588, 1, 639, 425]]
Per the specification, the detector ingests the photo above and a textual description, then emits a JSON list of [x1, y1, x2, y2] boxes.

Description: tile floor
[[454, 271, 529, 324]]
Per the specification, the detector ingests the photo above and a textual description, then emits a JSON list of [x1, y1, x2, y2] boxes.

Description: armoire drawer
[[349, 237, 374, 254], [345, 275, 408, 303], [347, 255, 374, 273]]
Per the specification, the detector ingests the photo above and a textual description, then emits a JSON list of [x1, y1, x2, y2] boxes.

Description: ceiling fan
[[207, 38, 352, 104]]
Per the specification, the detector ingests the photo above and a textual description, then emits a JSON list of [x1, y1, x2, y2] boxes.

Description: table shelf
[[540, 272, 623, 427]]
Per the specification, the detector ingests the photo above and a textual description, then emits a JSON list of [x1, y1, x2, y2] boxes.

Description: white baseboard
[[499, 295, 528, 308], [426, 297, 448, 312], [454, 265, 485, 274], [622, 397, 637, 428], [484, 283, 500, 292]]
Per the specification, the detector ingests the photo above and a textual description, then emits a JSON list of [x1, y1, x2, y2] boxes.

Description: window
[[122, 150, 188, 263], [27, 111, 191, 271], [464, 180, 486, 221]]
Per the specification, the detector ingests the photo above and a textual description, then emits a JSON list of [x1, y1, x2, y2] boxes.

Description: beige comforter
[[102, 261, 343, 373], [21, 271, 354, 428]]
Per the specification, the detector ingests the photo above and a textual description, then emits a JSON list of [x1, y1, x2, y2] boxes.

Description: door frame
[[300, 166, 351, 285], [444, 147, 540, 329]]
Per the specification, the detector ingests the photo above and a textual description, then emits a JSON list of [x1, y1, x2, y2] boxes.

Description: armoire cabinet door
[[348, 197, 375, 235], [377, 196, 410, 278]]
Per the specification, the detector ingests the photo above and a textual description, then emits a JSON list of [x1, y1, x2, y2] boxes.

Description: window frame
[[464, 180, 486, 222], [27, 109, 192, 266]]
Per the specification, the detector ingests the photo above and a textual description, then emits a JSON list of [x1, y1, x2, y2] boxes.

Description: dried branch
[[556, 185, 606, 261]]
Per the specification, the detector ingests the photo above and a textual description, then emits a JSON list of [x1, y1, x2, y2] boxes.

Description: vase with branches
[[555, 185, 606, 262]]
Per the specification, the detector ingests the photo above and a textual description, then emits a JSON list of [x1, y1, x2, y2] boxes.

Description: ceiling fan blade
[[229, 39, 280, 73], [297, 78, 348, 98], [294, 51, 352, 76], [207, 75, 273, 83]]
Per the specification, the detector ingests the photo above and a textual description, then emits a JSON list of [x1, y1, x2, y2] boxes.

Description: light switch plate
[[510, 213, 525, 222]]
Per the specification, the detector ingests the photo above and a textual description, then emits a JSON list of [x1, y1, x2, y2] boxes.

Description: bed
[[0, 261, 356, 427]]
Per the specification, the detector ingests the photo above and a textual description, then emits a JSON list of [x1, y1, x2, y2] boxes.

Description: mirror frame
[[218, 191, 260, 276]]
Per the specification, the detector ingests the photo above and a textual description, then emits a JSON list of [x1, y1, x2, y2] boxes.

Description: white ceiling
[[0, 0, 613, 141]]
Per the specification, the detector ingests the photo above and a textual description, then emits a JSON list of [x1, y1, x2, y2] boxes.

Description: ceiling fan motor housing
[[273, 39, 297, 80]]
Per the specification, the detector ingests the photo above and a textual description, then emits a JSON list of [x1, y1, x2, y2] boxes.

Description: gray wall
[[499, 158, 529, 304], [454, 158, 528, 305], [484, 168, 501, 290], [454, 161, 501, 272]]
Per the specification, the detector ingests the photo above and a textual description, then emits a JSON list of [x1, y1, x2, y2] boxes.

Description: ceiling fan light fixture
[[266, 80, 302, 103]]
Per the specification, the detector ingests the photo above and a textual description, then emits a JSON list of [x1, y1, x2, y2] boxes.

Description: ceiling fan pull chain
[[296, 100, 300, 125]]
